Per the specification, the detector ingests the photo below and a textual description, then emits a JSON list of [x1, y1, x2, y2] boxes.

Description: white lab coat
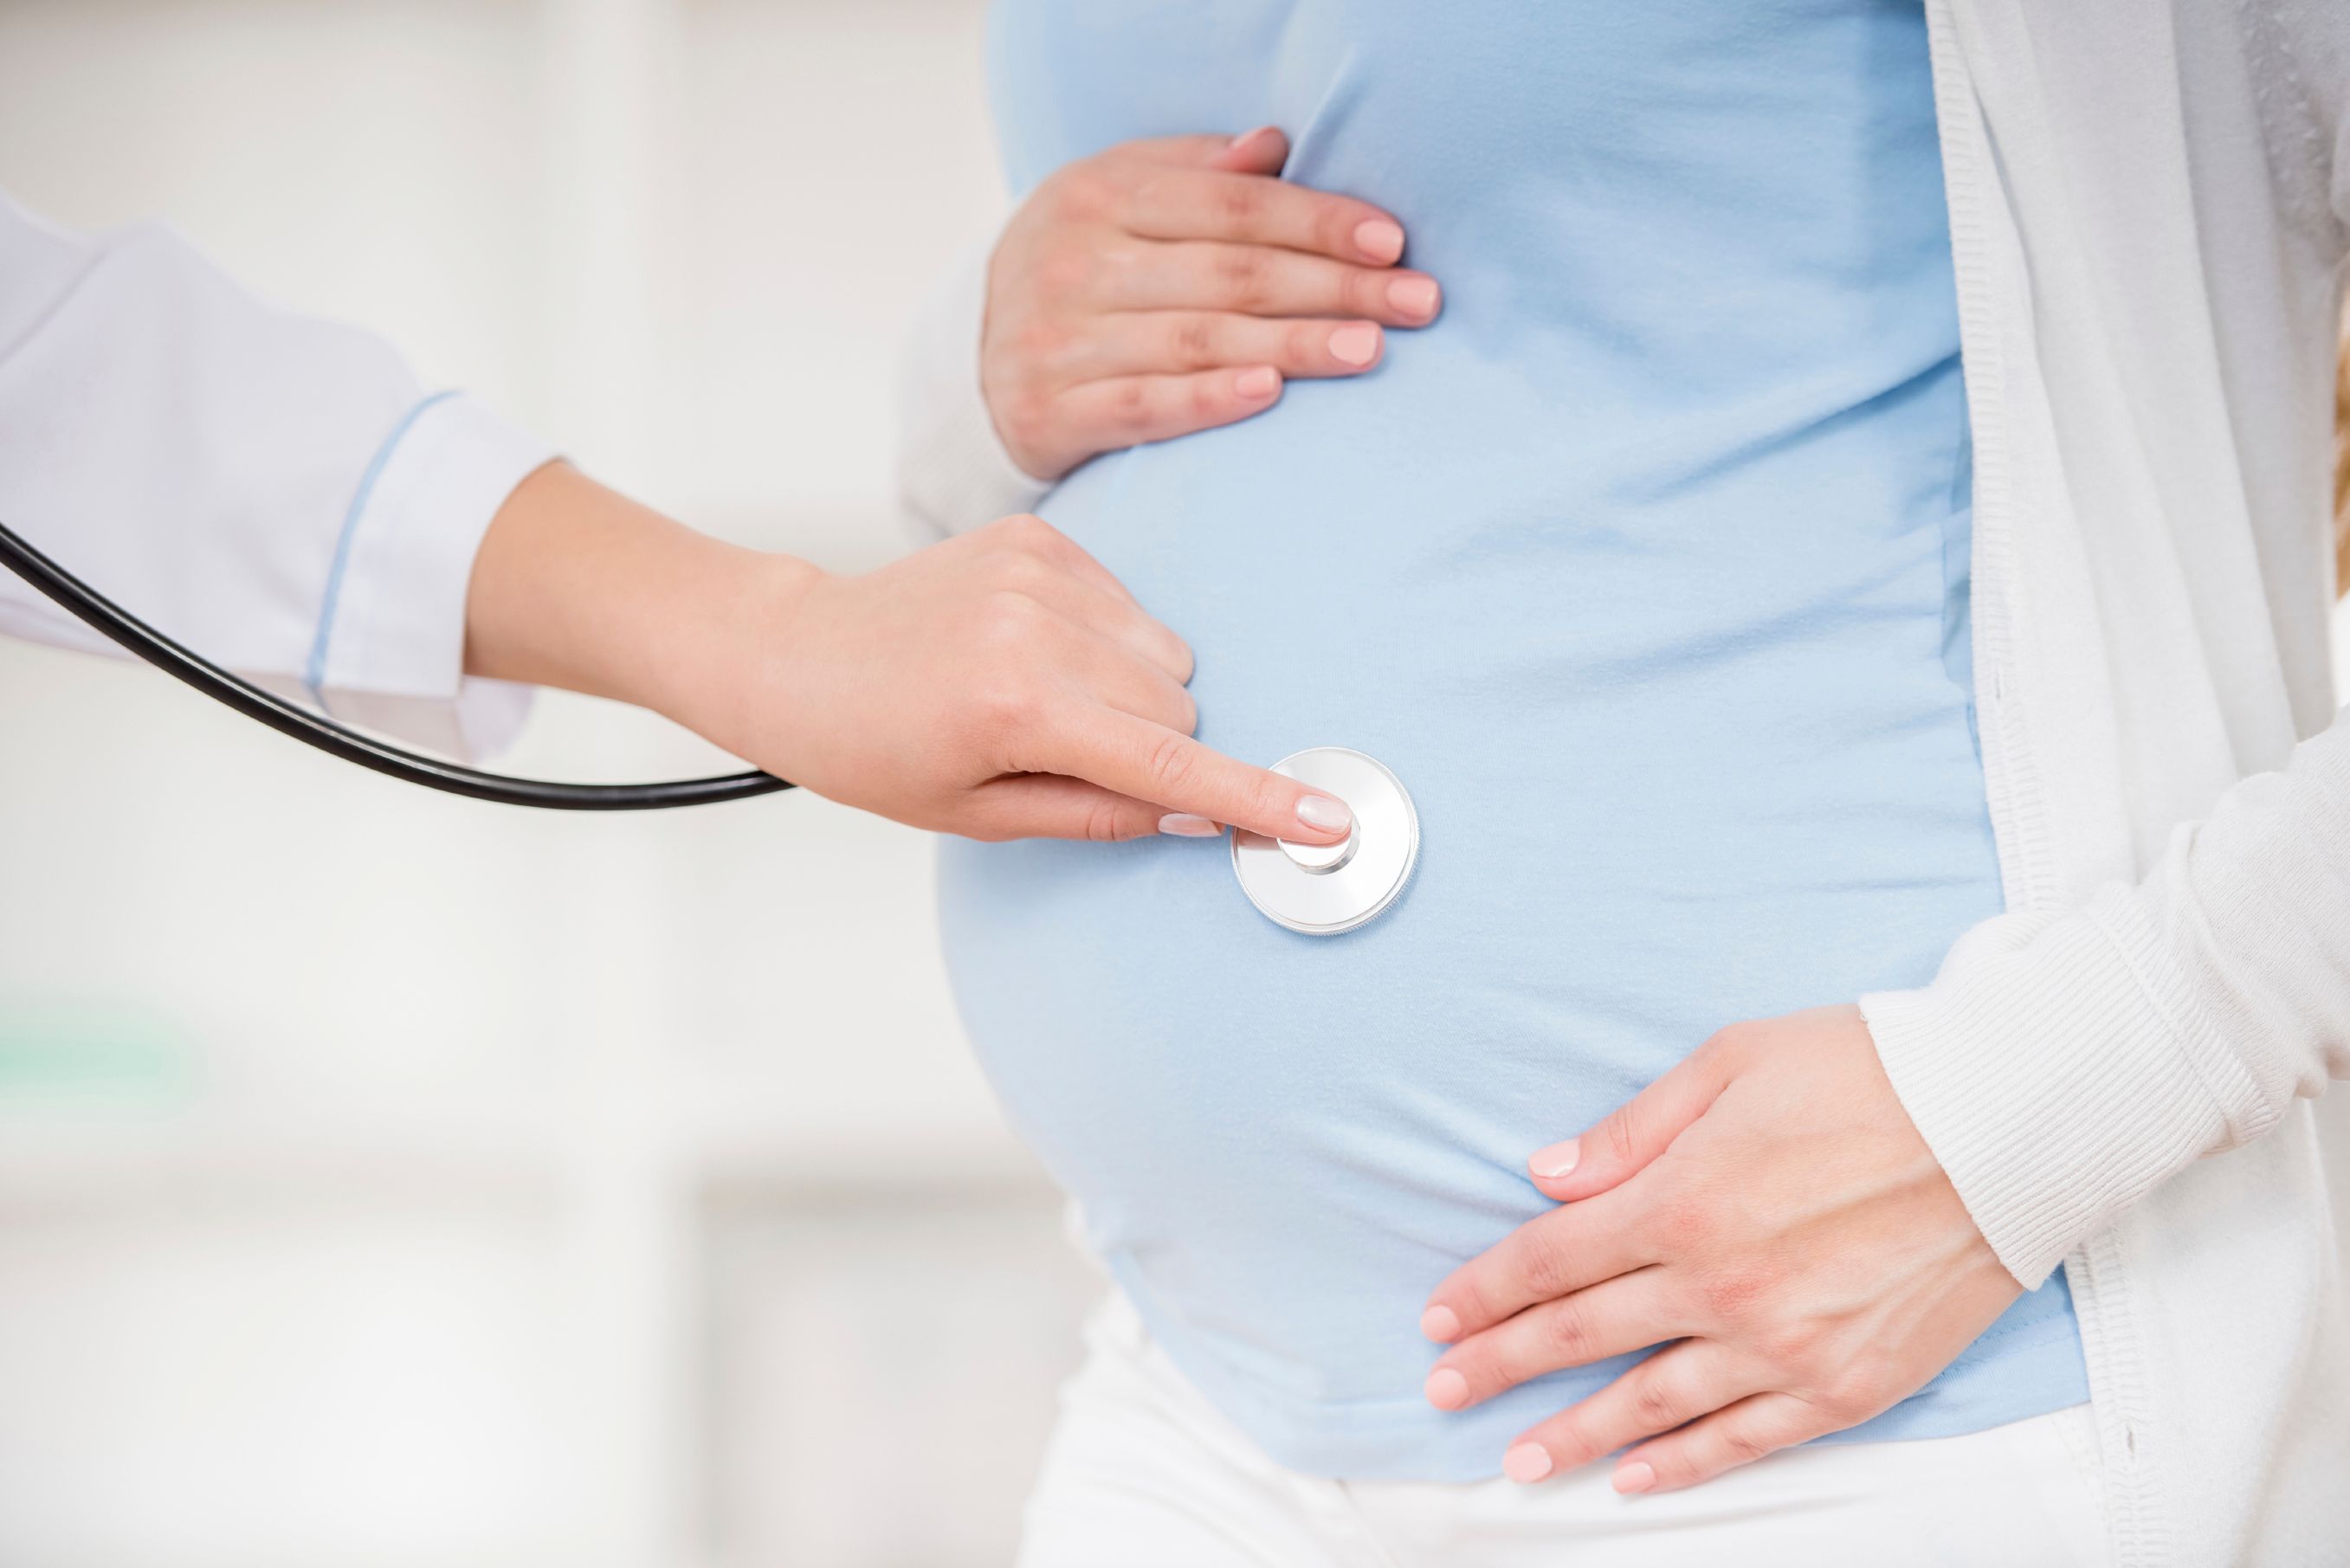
[[0, 190, 554, 758]]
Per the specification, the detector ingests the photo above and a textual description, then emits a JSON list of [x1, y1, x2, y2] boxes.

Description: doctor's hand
[[984, 126, 1442, 481], [1417, 1005, 2020, 1494], [466, 467, 1352, 845]]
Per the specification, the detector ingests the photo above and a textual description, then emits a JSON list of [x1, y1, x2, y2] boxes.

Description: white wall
[[0, 3, 1091, 1565]]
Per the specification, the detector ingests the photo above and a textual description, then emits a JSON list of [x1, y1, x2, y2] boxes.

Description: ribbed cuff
[[309, 391, 556, 760], [895, 240, 1050, 535], [1860, 886, 2268, 1289]]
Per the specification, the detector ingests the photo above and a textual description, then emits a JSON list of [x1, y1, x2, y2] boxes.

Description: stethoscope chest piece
[[1232, 747, 1418, 936]]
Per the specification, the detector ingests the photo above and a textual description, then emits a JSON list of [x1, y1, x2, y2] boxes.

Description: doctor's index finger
[[1045, 705, 1354, 845], [1119, 165, 1411, 268]]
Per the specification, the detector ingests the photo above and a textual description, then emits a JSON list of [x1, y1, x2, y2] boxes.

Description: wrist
[[655, 549, 825, 758]]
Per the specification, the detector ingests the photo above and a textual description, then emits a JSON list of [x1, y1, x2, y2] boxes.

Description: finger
[[1062, 623, 1198, 738], [972, 515, 1194, 682], [1423, 1271, 1680, 1412], [1498, 1343, 1766, 1486], [1527, 1041, 1735, 1204], [1052, 366, 1287, 456], [1611, 1391, 1829, 1495], [959, 773, 1175, 843], [1106, 241, 1441, 325], [1119, 165, 1407, 267], [1421, 1185, 1652, 1345], [1206, 126, 1289, 175], [1114, 127, 1288, 175], [1032, 703, 1353, 845], [1065, 311, 1389, 381]]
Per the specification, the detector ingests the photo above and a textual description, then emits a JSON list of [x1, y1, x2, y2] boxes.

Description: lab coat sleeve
[[0, 191, 556, 759], [894, 238, 1049, 538]]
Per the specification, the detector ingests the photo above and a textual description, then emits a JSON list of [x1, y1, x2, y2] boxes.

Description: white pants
[[1018, 1294, 2111, 1568]]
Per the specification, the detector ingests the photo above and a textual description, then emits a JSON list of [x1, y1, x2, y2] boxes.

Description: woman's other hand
[[983, 126, 1442, 481], [1415, 1005, 2020, 1494]]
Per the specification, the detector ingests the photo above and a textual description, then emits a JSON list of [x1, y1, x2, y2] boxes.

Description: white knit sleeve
[[1862, 715, 2350, 1287], [894, 239, 1049, 538]]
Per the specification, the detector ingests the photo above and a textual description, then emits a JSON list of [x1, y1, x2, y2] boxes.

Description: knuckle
[[1170, 315, 1220, 365], [1600, 1107, 1645, 1170], [1649, 1195, 1712, 1255], [1511, 1231, 1570, 1298], [1141, 726, 1198, 795], [1216, 177, 1266, 228], [995, 390, 1052, 451], [1109, 377, 1158, 436], [1540, 1302, 1591, 1362], [1215, 248, 1273, 307], [993, 513, 1061, 553], [1695, 1264, 1768, 1325], [1044, 167, 1115, 223], [1011, 316, 1071, 365], [1080, 797, 1131, 844], [1188, 375, 1227, 420], [972, 676, 1043, 738], [1631, 1375, 1683, 1431]]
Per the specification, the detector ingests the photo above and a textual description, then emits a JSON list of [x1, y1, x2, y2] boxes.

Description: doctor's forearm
[[462, 461, 815, 744]]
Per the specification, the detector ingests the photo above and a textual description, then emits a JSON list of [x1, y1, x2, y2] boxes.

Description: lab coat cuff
[[895, 239, 1050, 535], [309, 391, 557, 761], [1858, 885, 2263, 1292]]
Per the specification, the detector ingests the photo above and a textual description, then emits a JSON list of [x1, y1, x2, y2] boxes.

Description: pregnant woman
[[899, 3, 2350, 1563]]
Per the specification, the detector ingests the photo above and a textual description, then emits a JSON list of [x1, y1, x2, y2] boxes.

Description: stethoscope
[[0, 519, 1420, 935]]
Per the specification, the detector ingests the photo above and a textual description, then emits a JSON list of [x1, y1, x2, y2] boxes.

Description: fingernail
[[1159, 813, 1223, 838], [1354, 217, 1405, 263], [1229, 124, 1281, 152], [1529, 1139, 1579, 1181], [1424, 1367, 1469, 1410], [1420, 1304, 1461, 1342], [1234, 365, 1281, 399], [1327, 324, 1381, 367], [1294, 794, 1353, 834], [1503, 1444, 1554, 1484], [1612, 1461, 1656, 1494], [1387, 276, 1440, 319]]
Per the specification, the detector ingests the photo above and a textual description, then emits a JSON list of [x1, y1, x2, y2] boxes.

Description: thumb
[[959, 773, 1169, 842], [1208, 125, 1290, 174], [1528, 1039, 1735, 1202]]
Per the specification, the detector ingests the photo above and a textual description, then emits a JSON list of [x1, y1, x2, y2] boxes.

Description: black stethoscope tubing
[[0, 518, 796, 810]]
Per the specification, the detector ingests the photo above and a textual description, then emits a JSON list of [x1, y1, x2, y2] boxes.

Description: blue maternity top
[[940, 0, 2089, 1481]]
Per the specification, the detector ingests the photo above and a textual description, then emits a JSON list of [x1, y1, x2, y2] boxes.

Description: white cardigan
[[895, 3, 2350, 1560]]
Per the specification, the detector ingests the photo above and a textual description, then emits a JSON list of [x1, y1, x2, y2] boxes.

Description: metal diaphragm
[[1231, 747, 1418, 935]]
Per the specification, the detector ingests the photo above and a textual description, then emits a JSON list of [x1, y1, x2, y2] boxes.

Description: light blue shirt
[[941, 0, 2089, 1481]]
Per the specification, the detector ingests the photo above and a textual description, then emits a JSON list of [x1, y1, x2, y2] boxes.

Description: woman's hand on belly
[[983, 126, 1442, 481], [1417, 1005, 2021, 1494]]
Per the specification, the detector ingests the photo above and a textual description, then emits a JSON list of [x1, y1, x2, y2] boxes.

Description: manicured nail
[[1159, 814, 1222, 838], [1294, 794, 1353, 834], [1387, 276, 1440, 319], [1354, 217, 1405, 263], [1229, 125, 1282, 155], [1234, 365, 1281, 399], [1420, 1304, 1461, 1342], [1327, 324, 1381, 367], [1612, 1461, 1656, 1494], [1503, 1444, 1554, 1484], [1424, 1367, 1469, 1410], [1529, 1139, 1579, 1181]]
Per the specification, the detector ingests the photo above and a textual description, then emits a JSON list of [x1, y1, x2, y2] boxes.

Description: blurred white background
[[0, 3, 1101, 1565]]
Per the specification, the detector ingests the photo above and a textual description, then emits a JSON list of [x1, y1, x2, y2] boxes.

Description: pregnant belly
[[936, 362, 2001, 1407]]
